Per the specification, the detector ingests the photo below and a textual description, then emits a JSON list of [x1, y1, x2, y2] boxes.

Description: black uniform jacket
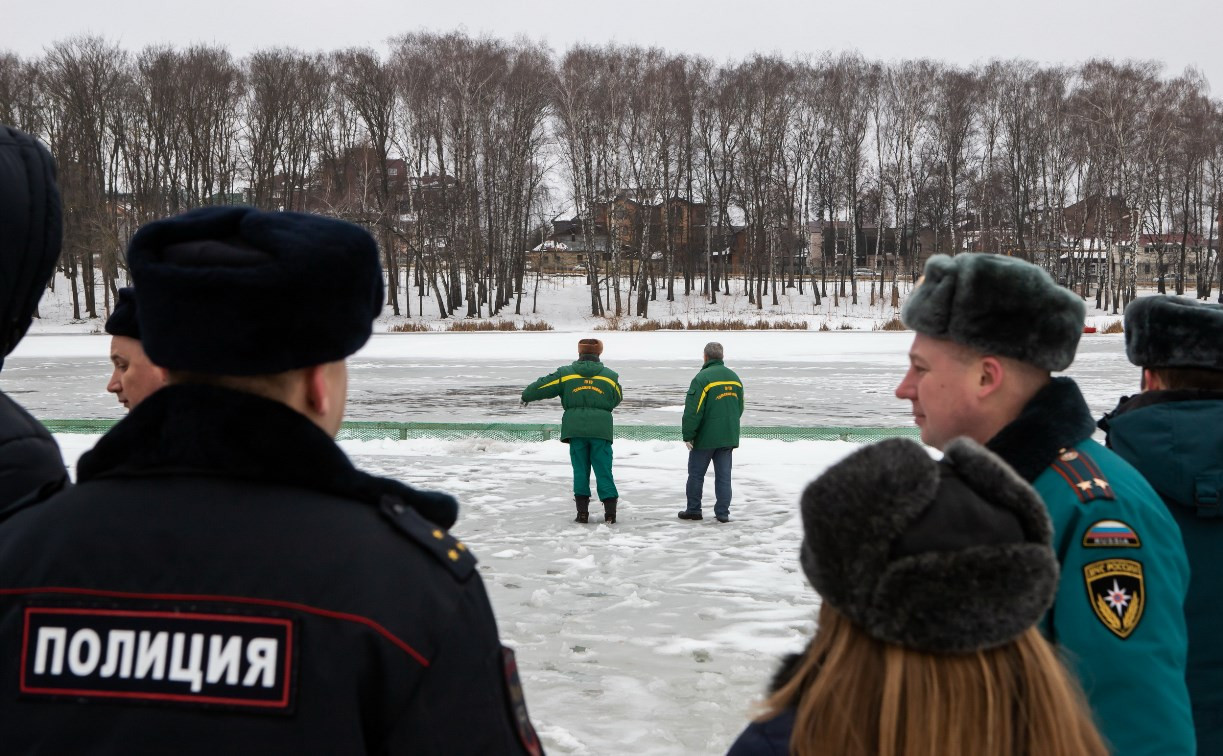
[[0, 390, 67, 517], [0, 384, 541, 755]]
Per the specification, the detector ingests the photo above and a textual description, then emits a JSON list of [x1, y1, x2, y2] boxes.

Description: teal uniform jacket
[[1102, 389, 1223, 754], [521, 357, 622, 442], [681, 359, 744, 449], [988, 378, 1195, 756]]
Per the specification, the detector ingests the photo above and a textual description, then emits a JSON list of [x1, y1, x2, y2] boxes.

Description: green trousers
[[569, 437, 618, 500]]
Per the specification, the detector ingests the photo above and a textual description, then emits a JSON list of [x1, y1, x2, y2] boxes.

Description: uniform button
[[447, 549, 460, 561], [455, 542, 467, 552], [432, 529, 445, 540]]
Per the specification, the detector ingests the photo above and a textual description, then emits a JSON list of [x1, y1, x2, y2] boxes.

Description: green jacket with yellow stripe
[[521, 357, 622, 443], [987, 378, 1194, 756], [682, 359, 744, 449]]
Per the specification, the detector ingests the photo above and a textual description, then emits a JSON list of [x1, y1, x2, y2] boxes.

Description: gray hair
[[704, 342, 724, 361]]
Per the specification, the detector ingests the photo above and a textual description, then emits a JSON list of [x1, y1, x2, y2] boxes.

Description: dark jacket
[[0, 392, 66, 518], [0, 124, 68, 511], [521, 356, 622, 442], [727, 652, 803, 755], [1102, 389, 1223, 754], [682, 359, 744, 449], [988, 378, 1194, 756], [0, 384, 541, 755], [726, 708, 794, 755]]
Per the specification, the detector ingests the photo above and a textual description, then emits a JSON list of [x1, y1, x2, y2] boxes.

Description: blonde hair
[[761, 604, 1108, 756]]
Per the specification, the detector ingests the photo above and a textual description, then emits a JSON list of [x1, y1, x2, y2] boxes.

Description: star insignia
[[1077, 480, 1094, 492], [1094, 478, 1110, 490]]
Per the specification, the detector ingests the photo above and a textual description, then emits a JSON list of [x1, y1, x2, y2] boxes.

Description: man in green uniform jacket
[[1099, 295, 1223, 754], [680, 342, 744, 522], [895, 254, 1194, 756], [522, 338, 623, 523]]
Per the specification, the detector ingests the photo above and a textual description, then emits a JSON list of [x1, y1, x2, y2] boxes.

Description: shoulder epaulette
[[380, 497, 477, 581], [1050, 447, 1116, 505]]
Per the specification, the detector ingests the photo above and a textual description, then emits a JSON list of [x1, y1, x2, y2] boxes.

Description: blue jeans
[[686, 447, 732, 518]]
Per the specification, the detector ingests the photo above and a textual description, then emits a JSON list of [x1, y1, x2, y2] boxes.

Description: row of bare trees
[[2, 34, 1220, 320]]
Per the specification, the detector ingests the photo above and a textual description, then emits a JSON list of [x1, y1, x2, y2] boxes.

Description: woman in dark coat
[[728, 438, 1107, 756]]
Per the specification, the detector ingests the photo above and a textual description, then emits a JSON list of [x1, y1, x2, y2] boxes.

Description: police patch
[[1082, 519, 1142, 548], [1084, 559, 1145, 639], [20, 606, 296, 712]]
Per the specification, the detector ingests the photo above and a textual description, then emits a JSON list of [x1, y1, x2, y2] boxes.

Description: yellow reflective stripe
[[591, 375, 622, 397], [540, 374, 584, 390], [696, 381, 742, 413]]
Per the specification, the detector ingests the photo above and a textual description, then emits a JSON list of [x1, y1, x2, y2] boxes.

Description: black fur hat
[[0, 125, 62, 364], [901, 254, 1085, 372], [104, 287, 140, 339], [799, 437, 1058, 654], [127, 206, 383, 375], [1124, 295, 1223, 370]]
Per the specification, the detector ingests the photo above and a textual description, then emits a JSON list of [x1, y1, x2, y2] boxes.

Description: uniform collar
[[1100, 388, 1223, 429], [77, 384, 458, 527], [703, 359, 724, 369], [986, 377, 1097, 483]]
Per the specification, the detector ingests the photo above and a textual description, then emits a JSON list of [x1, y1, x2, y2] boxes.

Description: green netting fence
[[42, 419, 920, 444]]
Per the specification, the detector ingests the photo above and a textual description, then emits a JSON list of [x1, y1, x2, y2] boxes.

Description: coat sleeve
[[681, 375, 703, 442], [1039, 477, 1195, 756], [0, 434, 69, 517], [389, 576, 542, 755], [520, 369, 564, 404]]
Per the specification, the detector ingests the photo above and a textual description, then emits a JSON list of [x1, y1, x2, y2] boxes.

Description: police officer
[[680, 341, 744, 522], [0, 124, 69, 514], [0, 207, 542, 755], [1100, 295, 1223, 753], [894, 254, 1194, 756], [104, 287, 166, 411], [521, 338, 623, 524]]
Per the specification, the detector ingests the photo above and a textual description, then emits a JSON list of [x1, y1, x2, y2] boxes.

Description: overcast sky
[[4, 0, 1221, 92]]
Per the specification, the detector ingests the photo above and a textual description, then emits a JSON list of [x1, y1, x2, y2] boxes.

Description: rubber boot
[[602, 497, 618, 524], [574, 495, 590, 523]]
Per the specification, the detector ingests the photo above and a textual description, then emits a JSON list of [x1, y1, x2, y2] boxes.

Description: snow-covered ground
[[48, 432, 850, 754], [28, 270, 1141, 335]]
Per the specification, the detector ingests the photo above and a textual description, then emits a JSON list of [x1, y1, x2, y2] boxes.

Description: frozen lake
[[13, 330, 1138, 754], [4, 331, 1136, 427]]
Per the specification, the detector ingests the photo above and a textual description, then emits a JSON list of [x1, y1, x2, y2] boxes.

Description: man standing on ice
[[521, 337, 623, 523], [679, 341, 743, 522], [894, 252, 1194, 756], [0, 206, 542, 755]]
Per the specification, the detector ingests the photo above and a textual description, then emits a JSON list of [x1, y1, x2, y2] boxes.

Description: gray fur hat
[[901, 254, 1085, 371], [1124, 295, 1223, 370], [799, 437, 1058, 654]]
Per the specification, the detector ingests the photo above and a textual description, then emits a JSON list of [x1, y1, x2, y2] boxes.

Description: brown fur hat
[[578, 338, 603, 356]]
